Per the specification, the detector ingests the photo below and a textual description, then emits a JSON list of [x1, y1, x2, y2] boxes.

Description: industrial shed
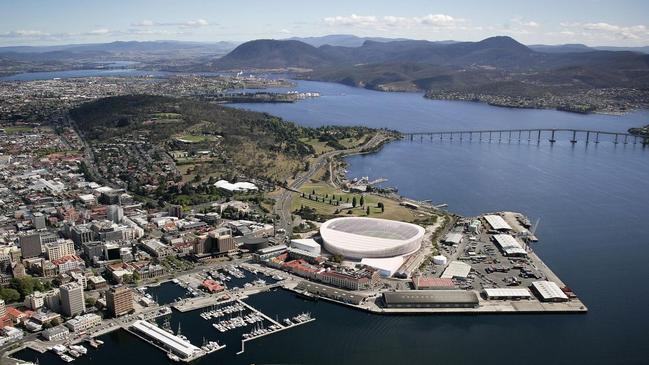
[[483, 288, 532, 300], [484, 215, 512, 231], [382, 290, 479, 308]]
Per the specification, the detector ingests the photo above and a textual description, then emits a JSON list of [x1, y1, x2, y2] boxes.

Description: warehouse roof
[[443, 232, 463, 245], [441, 261, 472, 279], [492, 234, 527, 256], [382, 290, 478, 305], [484, 215, 512, 231], [483, 288, 532, 298], [532, 281, 568, 301]]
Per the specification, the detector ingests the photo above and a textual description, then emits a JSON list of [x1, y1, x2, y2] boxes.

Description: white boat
[[59, 354, 74, 363], [52, 344, 67, 355], [70, 345, 87, 355], [167, 352, 180, 362]]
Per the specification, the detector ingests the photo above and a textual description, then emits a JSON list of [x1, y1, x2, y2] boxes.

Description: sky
[[1, 0, 648, 47]]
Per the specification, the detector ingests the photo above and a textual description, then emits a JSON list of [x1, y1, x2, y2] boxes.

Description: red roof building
[[202, 279, 225, 293]]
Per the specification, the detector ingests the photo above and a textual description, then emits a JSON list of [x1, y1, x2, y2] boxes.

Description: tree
[[378, 202, 385, 213], [360, 196, 365, 207], [352, 196, 357, 208], [366, 206, 370, 215], [85, 297, 97, 307], [132, 271, 141, 282], [0, 288, 20, 303]]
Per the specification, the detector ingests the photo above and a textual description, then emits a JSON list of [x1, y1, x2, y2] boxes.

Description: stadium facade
[[320, 217, 425, 259]]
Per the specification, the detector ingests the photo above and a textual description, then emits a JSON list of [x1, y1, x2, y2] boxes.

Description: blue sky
[[1, 0, 648, 46]]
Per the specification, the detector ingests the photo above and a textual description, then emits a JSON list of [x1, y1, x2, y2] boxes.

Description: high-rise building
[[215, 235, 236, 253], [70, 225, 94, 246], [32, 212, 46, 230], [23, 291, 45, 310], [59, 282, 85, 317], [107, 205, 124, 224], [106, 286, 133, 317], [44, 289, 61, 313], [45, 239, 76, 261], [0, 299, 6, 317], [168, 204, 182, 218], [19, 233, 42, 258]]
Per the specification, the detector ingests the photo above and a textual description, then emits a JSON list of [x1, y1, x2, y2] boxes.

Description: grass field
[[291, 181, 419, 222], [151, 112, 182, 119], [175, 134, 218, 143], [300, 136, 369, 155], [2, 126, 34, 134]]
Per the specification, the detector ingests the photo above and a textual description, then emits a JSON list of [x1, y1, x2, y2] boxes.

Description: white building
[[531, 281, 569, 302], [65, 313, 101, 332], [107, 205, 124, 223], [41, 325, 70, 341], [59, 282, 85, 317], [290, 239, 321, 255], [46, 239, 76, 261], [23, 291, 45, 310]]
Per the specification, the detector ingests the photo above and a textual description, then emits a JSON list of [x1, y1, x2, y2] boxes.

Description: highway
[[272, 133, 393, 237]]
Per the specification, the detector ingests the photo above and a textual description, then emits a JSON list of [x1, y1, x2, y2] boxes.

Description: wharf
[[173, 283, 282, 312], [236, 314, 315, 355]]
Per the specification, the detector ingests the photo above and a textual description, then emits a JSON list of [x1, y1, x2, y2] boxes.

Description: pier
[[402, 129, 648, 146]]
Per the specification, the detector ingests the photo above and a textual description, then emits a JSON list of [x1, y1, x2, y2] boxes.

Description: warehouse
[[441, 261, 472, 279], [382, 290, 479, 308], [484, 215, 512, 231], [531, 281, 569, 302], [412, 277, 455, 290], [492, 234, 527, 256], [483, 288, 532, 300], [442, 232, 463, 245]]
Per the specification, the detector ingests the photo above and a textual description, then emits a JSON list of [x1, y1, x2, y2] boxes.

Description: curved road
[[273, 133, 392, 237]]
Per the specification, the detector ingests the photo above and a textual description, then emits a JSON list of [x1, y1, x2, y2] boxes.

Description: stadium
[[320, 217, 425, 259]]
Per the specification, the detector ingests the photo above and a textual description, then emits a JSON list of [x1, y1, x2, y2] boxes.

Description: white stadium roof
[[484, 215, 512, 231], [320, 217, 424, 259]]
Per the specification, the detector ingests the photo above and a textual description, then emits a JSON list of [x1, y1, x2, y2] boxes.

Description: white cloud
[[88, 28, 110, 35], [0, 30, 51, 38], [561, 21, 649, 41], [323, 13, 465, 30], [131, 19, 210, 28], [511, 17, 540, 28]]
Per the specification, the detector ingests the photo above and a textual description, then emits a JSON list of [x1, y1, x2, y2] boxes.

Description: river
[[12, 78, 649, 364]]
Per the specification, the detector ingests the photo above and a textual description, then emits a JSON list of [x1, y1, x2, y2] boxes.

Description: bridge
[[402, 129, 648, 145]]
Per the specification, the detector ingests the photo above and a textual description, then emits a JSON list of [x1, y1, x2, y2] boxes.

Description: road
[[272, 133, 393, 237]]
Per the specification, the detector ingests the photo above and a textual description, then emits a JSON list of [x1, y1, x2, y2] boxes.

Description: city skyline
[[1, 0, 648, 46]]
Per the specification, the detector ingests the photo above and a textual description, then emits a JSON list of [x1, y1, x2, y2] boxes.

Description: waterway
[[11, 76, 649, 364]]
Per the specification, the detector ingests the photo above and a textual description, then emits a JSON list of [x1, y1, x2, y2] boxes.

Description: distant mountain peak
[[477, 36, 528, 49]]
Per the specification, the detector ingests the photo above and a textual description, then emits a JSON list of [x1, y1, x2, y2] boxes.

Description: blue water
[[11, 78, 649, 364], [229, 80, 649, 133]]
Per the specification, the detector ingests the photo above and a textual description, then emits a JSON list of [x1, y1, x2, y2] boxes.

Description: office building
[[107, 205, 124, 224], [45, 239, 76, 261], [106, 286, 133, 317], [19, 233, 42, 259], [59, 282, 85, 317]]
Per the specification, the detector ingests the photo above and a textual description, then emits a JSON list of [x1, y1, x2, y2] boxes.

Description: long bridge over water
[[402, 128, 648, 145]]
